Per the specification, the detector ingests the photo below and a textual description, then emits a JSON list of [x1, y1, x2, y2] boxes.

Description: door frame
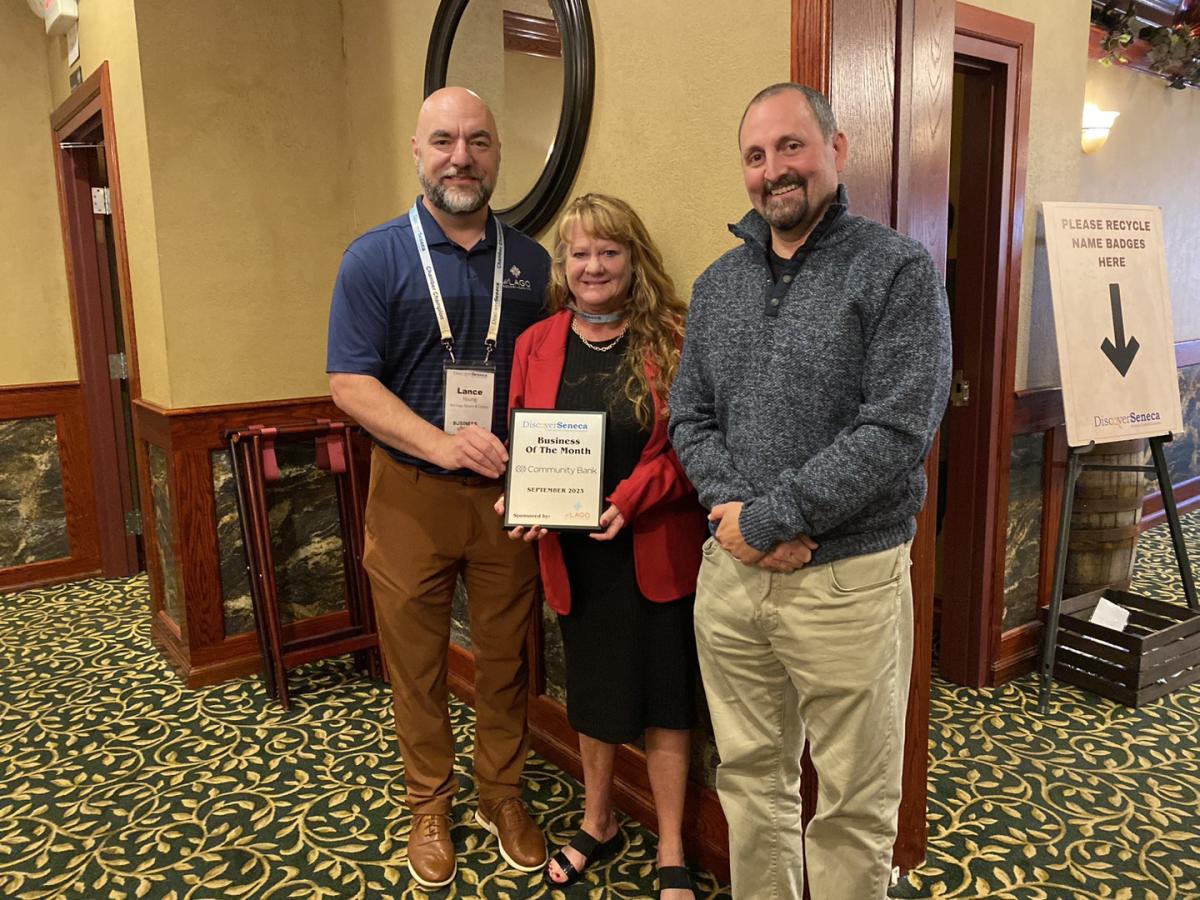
[[50, 62, 144, 577], [793, 0, 956, 872], [936, 3, 1034, 686]]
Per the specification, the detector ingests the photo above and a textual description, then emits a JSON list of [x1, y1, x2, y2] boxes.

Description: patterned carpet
[[893, 516, 1200, 900], [0, 518, 1197, 898], [0, 575, 728, 899]]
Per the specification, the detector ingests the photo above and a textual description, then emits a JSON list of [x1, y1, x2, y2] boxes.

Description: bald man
[[328, 88, 550, 889]]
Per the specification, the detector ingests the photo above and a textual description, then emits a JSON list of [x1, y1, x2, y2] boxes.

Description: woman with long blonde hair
[[498, 194, 706, 898]]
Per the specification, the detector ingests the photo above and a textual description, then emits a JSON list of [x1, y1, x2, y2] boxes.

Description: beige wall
[[0, 0, 75, 387], [39, 1, 354, 407], [44, 0, 172, 403], [1080, 60, 1200, 342], [341, 1, 438, 236], [343, 0, 791, 294], [132, 1, 355, 407], [963, 0, 1092, 390]]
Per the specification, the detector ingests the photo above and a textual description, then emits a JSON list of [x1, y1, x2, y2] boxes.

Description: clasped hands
[[709, 502, 818, 573]]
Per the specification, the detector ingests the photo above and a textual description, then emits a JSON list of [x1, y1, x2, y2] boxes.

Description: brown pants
[[362, 448, 539, 815]]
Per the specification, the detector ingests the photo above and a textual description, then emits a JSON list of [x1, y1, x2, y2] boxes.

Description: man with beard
[[327, 87, 550, 889], [669, 83, 950, 899]]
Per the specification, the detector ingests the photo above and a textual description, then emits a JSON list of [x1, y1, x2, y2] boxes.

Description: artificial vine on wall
[[1094, 1, 1200, 89]]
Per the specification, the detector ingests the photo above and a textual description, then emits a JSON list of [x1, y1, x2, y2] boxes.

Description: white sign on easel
[[1043, 201, 1183, 448]]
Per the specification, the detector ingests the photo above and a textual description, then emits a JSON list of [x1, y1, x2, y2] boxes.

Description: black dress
[[554, 327, 697, 745]]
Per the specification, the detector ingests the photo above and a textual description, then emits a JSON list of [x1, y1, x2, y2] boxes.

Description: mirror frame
[[424, 0, 594, 236]]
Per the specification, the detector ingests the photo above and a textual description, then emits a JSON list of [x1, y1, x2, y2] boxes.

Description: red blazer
[[509, 310, 708, 615]]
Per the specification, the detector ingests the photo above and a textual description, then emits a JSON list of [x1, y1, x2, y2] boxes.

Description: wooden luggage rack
[[227, 420, 379, 708]]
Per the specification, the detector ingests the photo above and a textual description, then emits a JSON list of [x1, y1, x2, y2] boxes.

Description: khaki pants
[[695, 539, 913, 900], [362, 448, 540, 815]]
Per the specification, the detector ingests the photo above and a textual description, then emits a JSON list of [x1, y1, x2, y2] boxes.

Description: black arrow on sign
[[1100, 282, 1139, 377]]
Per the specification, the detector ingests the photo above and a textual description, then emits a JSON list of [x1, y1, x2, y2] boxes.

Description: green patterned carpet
[[0, 576, 729, 899], [0, 517, 1198, 899], [893, 517, 1200, 900]]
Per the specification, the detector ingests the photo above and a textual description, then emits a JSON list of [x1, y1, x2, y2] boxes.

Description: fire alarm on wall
[[42, 0, 79, 36]]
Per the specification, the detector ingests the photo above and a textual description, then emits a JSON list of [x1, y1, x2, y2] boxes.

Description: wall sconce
[[1082, 103, 1120, 153]]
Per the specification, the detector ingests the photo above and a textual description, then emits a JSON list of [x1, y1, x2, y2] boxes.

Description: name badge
[[444, 363, 496, 434]]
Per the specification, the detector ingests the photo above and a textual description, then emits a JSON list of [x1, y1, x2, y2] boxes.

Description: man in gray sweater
[[669, 83, 951, 899]]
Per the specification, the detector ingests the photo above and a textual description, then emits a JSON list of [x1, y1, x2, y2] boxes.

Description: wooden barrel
[[1064, 439, 1150, 597]]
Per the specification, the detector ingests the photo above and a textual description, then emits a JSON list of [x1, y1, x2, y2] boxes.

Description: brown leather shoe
[[475, 797, 547, 872], [406, 813, 456, 889]]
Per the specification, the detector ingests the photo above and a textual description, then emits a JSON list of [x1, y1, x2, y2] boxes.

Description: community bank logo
[[504, 264, 532, 291]]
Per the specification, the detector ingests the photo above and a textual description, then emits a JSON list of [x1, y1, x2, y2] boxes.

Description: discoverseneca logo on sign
[[1094, 410, 1164, 428]]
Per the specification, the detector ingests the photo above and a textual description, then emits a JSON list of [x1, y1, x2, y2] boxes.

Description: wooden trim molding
[[1175, 338, 1200, 369], [0, 381, 102, 591], [1141, 474, 1200, 531], [1014, 387, 1065, 435], [894, 0, 954, 870], [792, 0, 833, 91], [503, 10, 562, 58], [992, 618, 1041, 683]]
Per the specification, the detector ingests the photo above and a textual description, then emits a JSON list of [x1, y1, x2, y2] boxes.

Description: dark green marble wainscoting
[[148, 445, 183, 625], [1164, 362, 1200, 482], [212, 443, 346, 637], [1002, 432, 1045, 630], [451, 579, 470, 649], [0, 417, 69, 569], [541, 603, 565, 704]]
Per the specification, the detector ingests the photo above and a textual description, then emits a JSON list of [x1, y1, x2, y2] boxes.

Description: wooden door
[[935, 5, 1035, 688], [52, 67, 144, 578], [936, 54, 1009, 686]]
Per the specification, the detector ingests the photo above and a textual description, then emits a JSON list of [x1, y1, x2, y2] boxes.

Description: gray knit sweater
[[669, 187, 952, 564]]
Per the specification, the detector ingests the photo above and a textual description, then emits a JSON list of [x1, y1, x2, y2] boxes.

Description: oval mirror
[[425, 0, 594, 235]]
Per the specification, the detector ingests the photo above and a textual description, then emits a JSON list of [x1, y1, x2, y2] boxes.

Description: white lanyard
[[409, 202, 505, 364]]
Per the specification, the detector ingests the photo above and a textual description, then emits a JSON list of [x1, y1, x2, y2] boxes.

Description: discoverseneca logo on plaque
[[504, 409, 607, 530]]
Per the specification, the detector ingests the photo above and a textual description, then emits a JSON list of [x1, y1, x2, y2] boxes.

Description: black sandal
[[658, 865, 696, 896], [545, 826, 624, 886]]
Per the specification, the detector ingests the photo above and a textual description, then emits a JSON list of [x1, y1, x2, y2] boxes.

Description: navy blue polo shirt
[[327, 198, 549, 473]]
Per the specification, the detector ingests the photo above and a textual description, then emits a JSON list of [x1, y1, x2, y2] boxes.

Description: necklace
[[568, 302, 625, 324], [571, 316, 627, 352]]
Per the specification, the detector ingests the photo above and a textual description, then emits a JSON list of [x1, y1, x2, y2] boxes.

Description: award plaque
[[504, 408, 606, 530]]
